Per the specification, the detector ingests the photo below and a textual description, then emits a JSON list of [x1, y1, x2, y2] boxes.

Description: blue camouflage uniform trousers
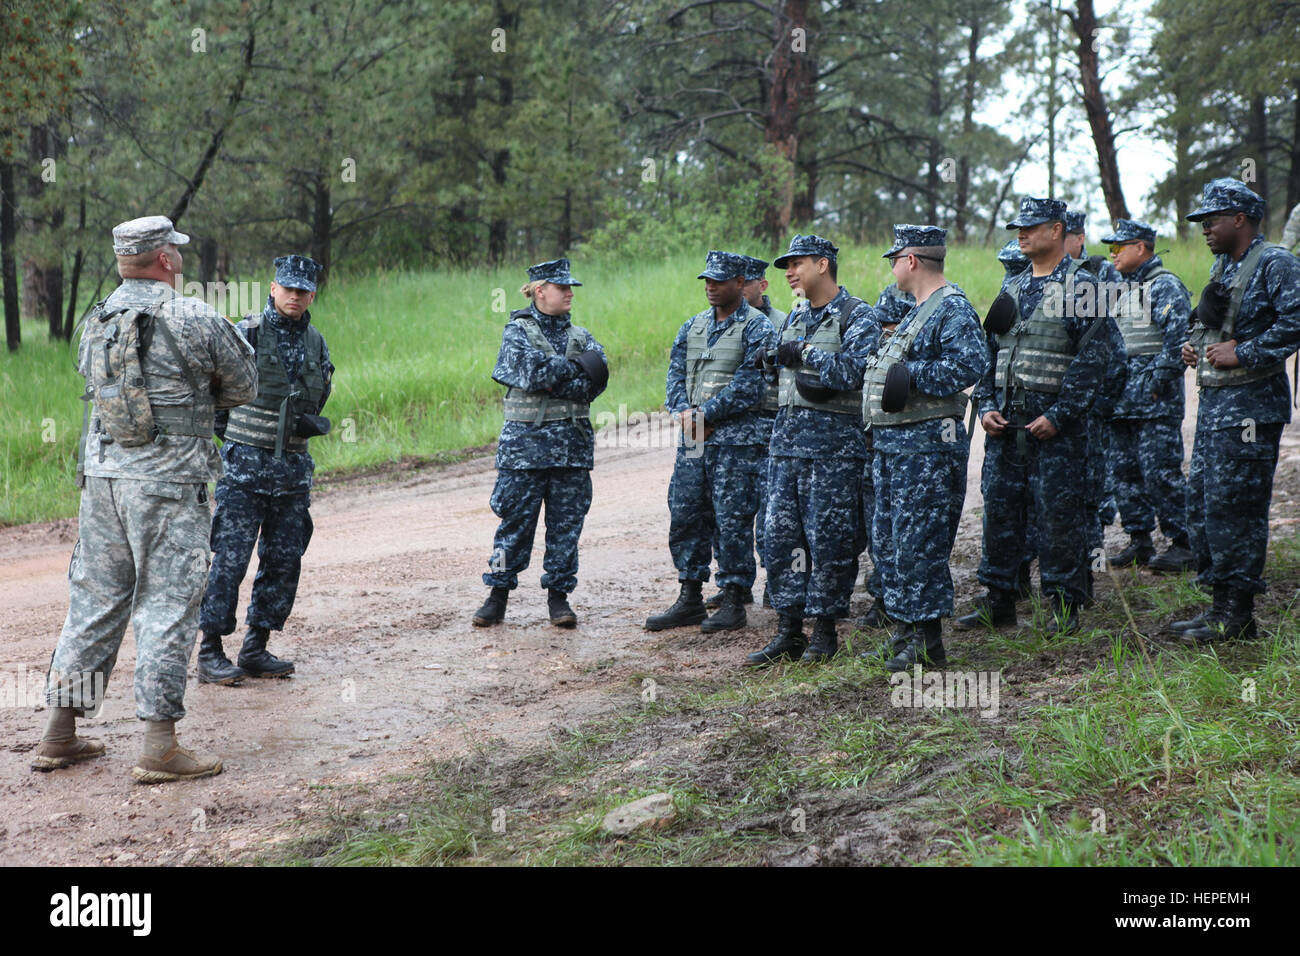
[[860, 437, 884, 599], [200, 485, 314, 635], [672, 444, 764, 586], [1109, 417, 1188, 541], [765, 456, 865, 618], [978, 429, 1091, 606], [753, 414, 777, 569], [1085, 413, 1109, 555], [484, 467, 591, 594], [1186, 417, 1281, 594], [874, 447, 967, 622]]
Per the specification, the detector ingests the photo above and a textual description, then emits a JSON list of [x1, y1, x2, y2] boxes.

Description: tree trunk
[[1247, 93, 1268, 227], [955, 18, 981, 242], [1174, 121, 1194, 240], [925, 66, 943, 223], [1, 159, 19, 351], [1287, 79, 1300, 219], [198, 236, 218, 285], [1070, 0, 1128, 220], [310, 172, 331, 282], [487, 0, 518, 264], [764, 0, 814, 237]]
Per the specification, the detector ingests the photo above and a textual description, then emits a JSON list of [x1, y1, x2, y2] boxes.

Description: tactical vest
[[223, 315, 328, 457], [1113, 265, 1175, 357], [760, 303, 786, 414], [685, 309, 748, 406], [1192, 242, 1286, 388], [863, 286, 968, 427], [777, 297, 865, 416], [993, 258, 1083, 394], [502, 310, 591, 424]]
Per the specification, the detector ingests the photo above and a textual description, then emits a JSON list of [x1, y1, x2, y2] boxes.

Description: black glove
[[984, 291, 1018, 335], [295, 414, 331, 438], [752, 347, 777, 370], [777, 340, 804, 367], [1195, 281, 1229, 330], [571, 350, 609, 391], [880, 362, 911, 413]]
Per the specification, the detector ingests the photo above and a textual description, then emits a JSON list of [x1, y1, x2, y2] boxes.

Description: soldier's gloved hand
[[752, 347, 777, 370], [1195, 281, 1229, 329], [776, 341, 804, 367]]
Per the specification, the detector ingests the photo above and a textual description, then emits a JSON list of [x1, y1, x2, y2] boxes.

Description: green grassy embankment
[[0, 240, 1211, 526]]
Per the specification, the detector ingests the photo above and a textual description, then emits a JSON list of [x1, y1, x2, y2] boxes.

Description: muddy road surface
[[3, 388, 1299, 865]]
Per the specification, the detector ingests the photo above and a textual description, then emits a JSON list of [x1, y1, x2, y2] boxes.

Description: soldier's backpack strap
[[838, 296, 866, 336], [148, 310, 208, 439]]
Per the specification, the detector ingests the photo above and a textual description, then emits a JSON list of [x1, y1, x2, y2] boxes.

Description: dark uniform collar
[[264, 296, 311, 330], [1127, 254, 1165, 281], [529, 301, 571, 329]]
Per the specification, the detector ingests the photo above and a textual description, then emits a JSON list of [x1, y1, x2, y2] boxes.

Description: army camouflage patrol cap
[[1186, 178, 1266, 222], [1065, 210, 1086, 234], [773, 234, 838, 268], [882, 224, 946, 259], [697, 250, 749, 281], [112, 216, 189, 256], [741, 255, 770, 281], [1006, 196, 1067, 229], [1100, 218, 1157, 244], [527, 257, 583, 286], [273, 254, 324, 292]]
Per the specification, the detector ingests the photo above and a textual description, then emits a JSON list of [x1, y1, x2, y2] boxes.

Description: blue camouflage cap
[[740, 255, 770, 281], [697, 250, 749, 281], [527, 257, 583, 286], [1006, 196, 1067, 229], [1065, 210, 1086, 233], [273, 254, 324, 291], [1186, 177, 1266, 222], [997, 238, 1029, 266], [882, 224, 946, 259], [773, 234, 838, 268], [1100, 218, 1157, 244]]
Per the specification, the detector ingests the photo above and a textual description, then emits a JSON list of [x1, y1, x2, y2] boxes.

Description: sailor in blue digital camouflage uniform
[[745, 235, 881, 665], [995, 238, 1040, 599], [1066, 208, 1127, 591], [198, 255, 333, 684], [1171, 179, 1300, 643], [647, 251, 774, 633], [861, 226, 989, 670], [1098, 218, 1194, 572], [473, 258, 609, 628], [957, 197, 1124, 634]]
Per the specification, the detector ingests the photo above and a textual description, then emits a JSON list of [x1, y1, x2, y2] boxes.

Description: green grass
[[0, 239, 1215, 526], [264, 536, 1300, 867]]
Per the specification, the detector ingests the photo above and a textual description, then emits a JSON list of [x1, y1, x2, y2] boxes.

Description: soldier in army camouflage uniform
[[198, 255, 334, 684], [957, 197, 1124, 634], [1172, 179, 1300, 643], [861, 226, 989, 670], [33, 216, 257, 782], [647, 251, 774, 633], [1096, 219, 1194, 572], [745, 235, 882, 665], [473, 258, 609, 628]]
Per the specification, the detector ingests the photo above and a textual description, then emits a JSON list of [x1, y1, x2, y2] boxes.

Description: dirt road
[[3, 388, 1298, 865]]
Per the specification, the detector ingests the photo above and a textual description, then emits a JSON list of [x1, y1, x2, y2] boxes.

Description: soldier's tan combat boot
[[131, 719, 222, 784], [31, 706, 106, 772]]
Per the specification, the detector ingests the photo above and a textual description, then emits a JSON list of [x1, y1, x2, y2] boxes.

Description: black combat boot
[[1045, 597, 1081, 636], [1016, 560, 1034, 600], [705, 585, 752, 610], [1108, 531, 1155, 567], [701, 584, 747, 633], [954, 588, 1017, 630], [1148, 535, 1196, 574], [548, 589, 577, 628], [645, 580, 707, 631], [855, 598, 892, 630], [236, 626, 295, 678], [800, 617, 839, 663], [1180, 588, 1258, 645], [1170, 583, 1226, 635], [472, 587, 509, 627], [862, 623, 911, 663], [745, 614, 806, 666], [196, 631, 246, 686], [886, 620, 946, 672]]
